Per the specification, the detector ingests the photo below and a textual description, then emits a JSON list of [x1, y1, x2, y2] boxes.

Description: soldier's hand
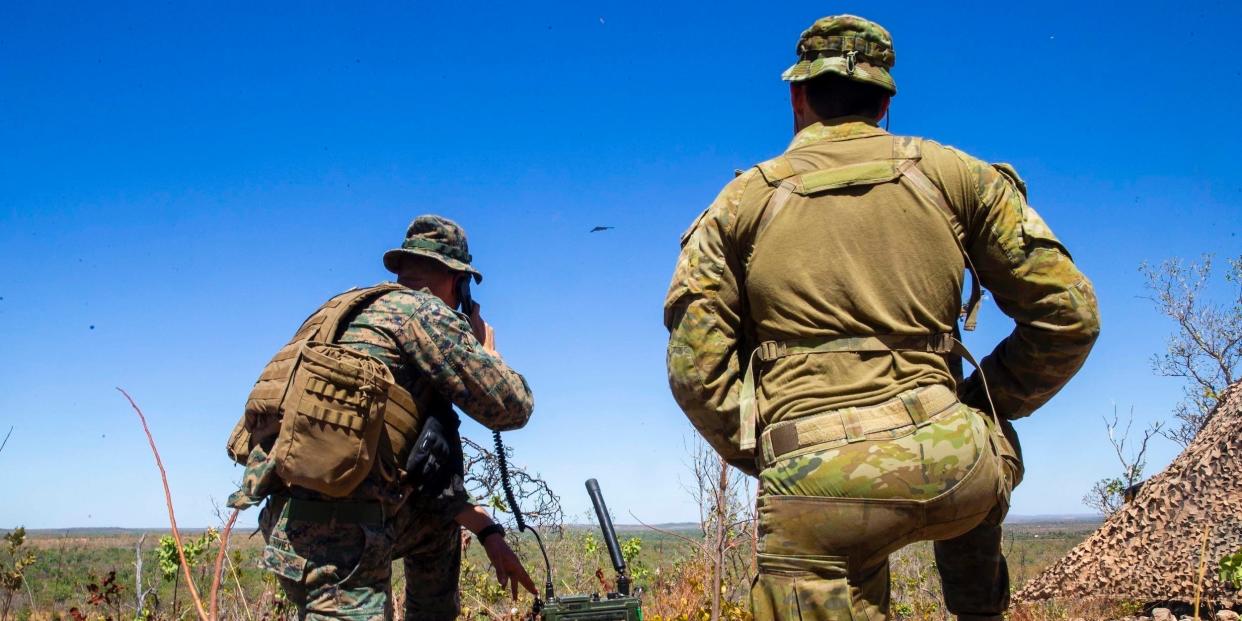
[[481, 534, 537, 599], [468, 302, 496, 352]]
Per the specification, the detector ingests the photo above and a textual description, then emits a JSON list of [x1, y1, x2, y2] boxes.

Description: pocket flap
[[262, 544, 307, 582], [796, 160, 903, 195]]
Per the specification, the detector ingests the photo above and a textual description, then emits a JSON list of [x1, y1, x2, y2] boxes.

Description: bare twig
[[461, 436, 562, 528], [463, 589, 507, 619], [0, 426, 12, 455], [134, 533, 146, 614], [210, 503, 254, 621], [118, 387, 210, 621], [209, 509, 239, 621], [224, 548, 254, 621], [20, 576, 36, 619], [1141, 255, 1242, 446], [1193, 523, 1210, 621], [627, 511, 703, 549], [1084, 405, 1164, 515]]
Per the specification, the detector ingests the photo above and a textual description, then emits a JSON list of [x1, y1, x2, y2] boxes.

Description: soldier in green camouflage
[[664, 15, 1100, 621], [231, 215, 538, 620]]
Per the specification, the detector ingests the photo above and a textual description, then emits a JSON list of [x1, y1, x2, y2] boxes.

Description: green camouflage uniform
[[231, 215, 533, 621], [664, 16, 1099, 621]]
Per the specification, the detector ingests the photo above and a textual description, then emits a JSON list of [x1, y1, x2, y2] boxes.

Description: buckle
[[841, 408, 865, 443], [928, 333, 954, 354], [757, 341, 785, 362]]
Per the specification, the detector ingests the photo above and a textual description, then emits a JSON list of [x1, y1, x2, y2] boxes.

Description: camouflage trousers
[[752, 391, 1023, 621], [259, 495, 463, 621]]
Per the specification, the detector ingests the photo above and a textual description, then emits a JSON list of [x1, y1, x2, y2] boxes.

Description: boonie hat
[[382, 215, 483, 283], [781, 14, 897, 95]]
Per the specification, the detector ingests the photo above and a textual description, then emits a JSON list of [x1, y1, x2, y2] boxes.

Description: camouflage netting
[[1017, 380, 1242, 605]]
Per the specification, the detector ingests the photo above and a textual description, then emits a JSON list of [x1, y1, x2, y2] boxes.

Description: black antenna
[[585, 478, 630, 596]]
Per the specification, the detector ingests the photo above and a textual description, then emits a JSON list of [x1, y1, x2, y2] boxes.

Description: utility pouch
[[403, 411, 463, 496], [269, 341, 393, 497], [988, 415, 1023, 512]]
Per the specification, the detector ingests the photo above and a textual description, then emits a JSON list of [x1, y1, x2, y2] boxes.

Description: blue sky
[[1, 1, 1239, 528]]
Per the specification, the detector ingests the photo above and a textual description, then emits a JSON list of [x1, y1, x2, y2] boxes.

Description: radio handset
[[456, 276, 474, 316]]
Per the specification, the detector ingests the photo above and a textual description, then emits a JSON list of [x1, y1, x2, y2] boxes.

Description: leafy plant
[[157, 528, 219, 618], [1, 527, 37, 621], [620, 537, 651, 585], [67, 570, 123, 621], [157, 529, 219, 583], [1220, 549, 1242, 590], [581, 532, 599, 558]]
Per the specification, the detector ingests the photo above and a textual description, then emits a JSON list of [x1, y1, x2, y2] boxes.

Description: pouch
[[269, 341, 392, 497]]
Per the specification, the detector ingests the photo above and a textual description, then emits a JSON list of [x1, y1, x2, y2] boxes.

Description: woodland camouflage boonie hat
[[781, 15, 897, 94], [382, 214, 483, 283]]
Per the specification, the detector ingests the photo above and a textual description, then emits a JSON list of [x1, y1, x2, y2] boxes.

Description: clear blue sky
[[1, 1, 1239, 528]]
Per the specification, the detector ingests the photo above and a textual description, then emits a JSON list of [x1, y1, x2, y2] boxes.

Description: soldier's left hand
[[481, 534, 538, 599]]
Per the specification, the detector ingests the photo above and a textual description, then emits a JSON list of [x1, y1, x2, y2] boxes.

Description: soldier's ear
[[876, 97, 891, 123], [790, 84, 812, 131], [789, 84, 807, 113]]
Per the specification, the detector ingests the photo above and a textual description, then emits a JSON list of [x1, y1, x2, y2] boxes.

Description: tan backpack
[[226, 284, 424, 497]]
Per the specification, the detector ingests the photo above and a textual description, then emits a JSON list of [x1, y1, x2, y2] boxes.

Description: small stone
[[1217, 610, 1240, 621], [1152, 609, 1174, 621]]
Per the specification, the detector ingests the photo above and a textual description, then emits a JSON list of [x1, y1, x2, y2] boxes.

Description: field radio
[[493, 433, 643, 621]]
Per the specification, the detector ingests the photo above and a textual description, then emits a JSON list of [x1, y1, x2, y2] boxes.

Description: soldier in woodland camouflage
[[664, 15, 1100, 621], [230, 215, 537, 620]]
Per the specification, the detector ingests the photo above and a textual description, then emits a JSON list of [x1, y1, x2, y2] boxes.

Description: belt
[[276, 495, 384, 526], [759, 384, 958, 466], [739, 333, 958, 452]]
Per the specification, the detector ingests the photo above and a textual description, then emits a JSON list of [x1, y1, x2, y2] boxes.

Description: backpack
[[226, 284, 424, 497]]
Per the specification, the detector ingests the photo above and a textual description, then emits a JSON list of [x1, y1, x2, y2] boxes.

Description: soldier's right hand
[[481, 534, 538, 599], [468, 302, 496, 352]]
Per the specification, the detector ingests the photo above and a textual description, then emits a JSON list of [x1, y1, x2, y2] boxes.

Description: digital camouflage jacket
[[231, 284, 533, 512]]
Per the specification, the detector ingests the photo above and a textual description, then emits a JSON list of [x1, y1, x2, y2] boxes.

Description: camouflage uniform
[[231, 215, 533, 621], [663, 16, 1100, 621]]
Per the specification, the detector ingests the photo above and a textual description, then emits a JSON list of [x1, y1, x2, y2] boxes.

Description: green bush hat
[[382, 215, 483, 283], [781, 14, 897, 95]]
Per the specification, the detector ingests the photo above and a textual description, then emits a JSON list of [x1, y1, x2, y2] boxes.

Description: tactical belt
[[278, 495, 384, 526], [739, 332, 1000, 454], [759, 384, 957, 466]]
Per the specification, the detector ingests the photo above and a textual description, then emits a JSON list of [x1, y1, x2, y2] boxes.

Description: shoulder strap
[[312, 283, 406, 343], [751, 156, 799, 238], [892, 141, 982, 331]]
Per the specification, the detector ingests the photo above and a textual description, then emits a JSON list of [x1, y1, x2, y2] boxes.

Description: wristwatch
[[477, 523, 505, 543]]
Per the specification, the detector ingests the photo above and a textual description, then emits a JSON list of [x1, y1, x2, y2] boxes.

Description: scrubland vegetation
[[3, 519, 1105, 621]]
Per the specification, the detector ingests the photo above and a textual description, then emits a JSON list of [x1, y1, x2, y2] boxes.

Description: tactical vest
[[736, 137, 1000, 453], [226, 284, 424, 497]]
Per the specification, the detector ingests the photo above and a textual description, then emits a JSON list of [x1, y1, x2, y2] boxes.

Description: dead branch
[[0, 426, 12, 455], [134, 533, 146, 614], [118, 387, 210, 621], [208, 509, 239, 621], [462, 436, 562, 528], [223, 550, 254, 621]]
